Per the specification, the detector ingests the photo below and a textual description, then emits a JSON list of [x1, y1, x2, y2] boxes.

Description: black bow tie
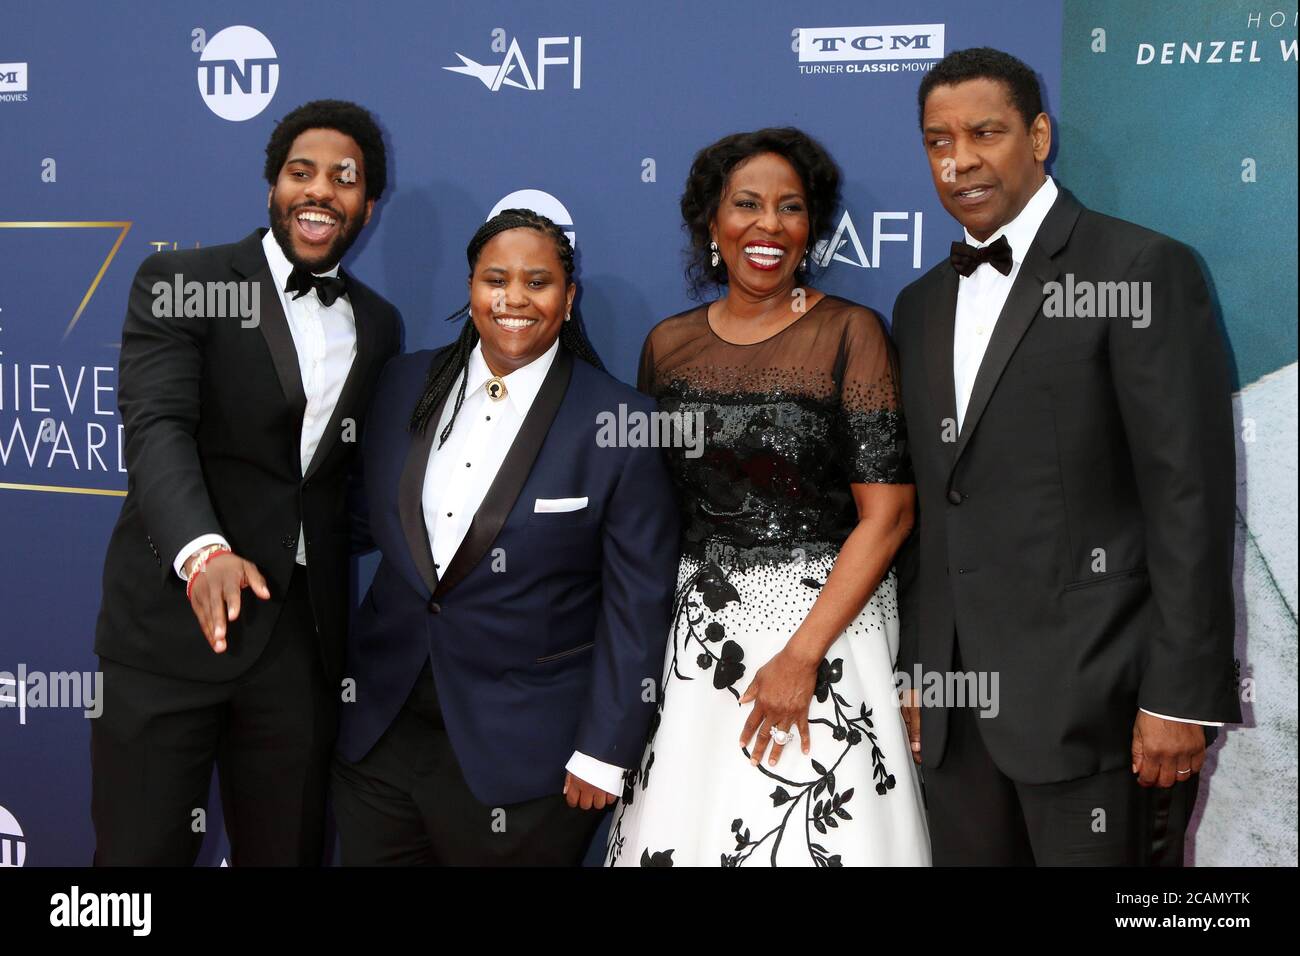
[[949, 234, 1014, 278], [285, 266, 348, 307]]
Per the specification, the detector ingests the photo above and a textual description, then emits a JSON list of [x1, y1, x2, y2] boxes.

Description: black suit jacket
[[892, 186, 1240, 784], [95, 229, 401, 684]]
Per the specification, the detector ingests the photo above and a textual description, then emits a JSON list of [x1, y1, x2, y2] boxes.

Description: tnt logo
[[196, 25, 279, 121], [489, 190, 576, 249], [0, 62, 27, 91], [0, 805, 25, 866]]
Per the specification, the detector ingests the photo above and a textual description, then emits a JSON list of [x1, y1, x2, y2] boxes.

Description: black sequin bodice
[[639, 295, 911, 568]]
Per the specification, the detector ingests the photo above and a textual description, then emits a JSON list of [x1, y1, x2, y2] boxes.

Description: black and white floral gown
[[606, 295, 930, 867]]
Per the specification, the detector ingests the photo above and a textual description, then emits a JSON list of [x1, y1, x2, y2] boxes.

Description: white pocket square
[[534, 496, 588, 513]]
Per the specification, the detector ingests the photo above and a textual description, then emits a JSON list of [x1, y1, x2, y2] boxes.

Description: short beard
[[268, 195, 366, 273]]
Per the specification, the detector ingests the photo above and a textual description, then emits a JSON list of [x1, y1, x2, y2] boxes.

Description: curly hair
[[917, 47, 1044, 131], [409, 208, 604, 440], [679, 127, 842, 298], [264, 99, 388, 202]]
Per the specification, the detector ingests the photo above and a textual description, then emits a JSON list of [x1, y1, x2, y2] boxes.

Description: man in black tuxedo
[[891, 49, 1240, 865], [92, 100, 401, 865]]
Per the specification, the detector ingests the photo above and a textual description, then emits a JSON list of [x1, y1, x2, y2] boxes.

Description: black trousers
[[91, 566, 336, 866], [332, 663, 604, 866], [923, 679, 1203, 866]]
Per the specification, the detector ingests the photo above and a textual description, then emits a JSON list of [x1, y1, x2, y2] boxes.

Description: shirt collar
[[261, 229, 342, 300], [963, 175, 1058, 266], [464, 336, 560, 416]]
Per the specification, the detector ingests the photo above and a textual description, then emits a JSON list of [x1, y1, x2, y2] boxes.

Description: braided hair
[[408, 208, 604, 443]]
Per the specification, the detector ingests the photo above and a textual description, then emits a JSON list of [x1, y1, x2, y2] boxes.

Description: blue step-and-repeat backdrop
[[1, 1, 1294, 867]]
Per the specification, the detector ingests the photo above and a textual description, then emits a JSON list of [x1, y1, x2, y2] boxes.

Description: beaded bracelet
[[185, 544, 233, 601]]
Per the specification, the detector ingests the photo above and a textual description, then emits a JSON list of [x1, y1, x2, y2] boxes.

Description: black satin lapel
[[251, 261, 306, 416], [435, 348, 574, 598], [305, 281, 374, 479], [923, 267, 960, 473], [399, 393, 445, 595], [952, 244, 1060, 466]]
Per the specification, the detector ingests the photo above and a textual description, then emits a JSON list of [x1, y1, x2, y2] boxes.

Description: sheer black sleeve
[[637, 331, 657, 396], [835, 309, 912, 485]]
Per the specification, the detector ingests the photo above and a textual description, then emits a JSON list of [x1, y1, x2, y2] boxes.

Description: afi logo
[[812, 210, 923, 270], [446, 30, 582, 91], [798, 24, 945, 62], [0, 62, 27, 91], [196, 25, 279, 121]]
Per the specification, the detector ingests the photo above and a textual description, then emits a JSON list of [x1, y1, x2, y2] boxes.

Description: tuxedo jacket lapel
[[951, 244, 1057, 467], [399, 390, 446, 595], [434, 348, 574, 598], [950, 190, 1081, 472], [232, 231, 306, 418], [304, 271, 376, 479], [923, 265, 960, 474]]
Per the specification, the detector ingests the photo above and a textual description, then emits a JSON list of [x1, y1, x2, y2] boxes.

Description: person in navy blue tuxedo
[[332, 209, 680, 865]]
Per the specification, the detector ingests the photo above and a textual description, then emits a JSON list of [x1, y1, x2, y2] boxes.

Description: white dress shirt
[[422, 338, 627, 796], [951, 176, 1219, 729], [175, 231, 357, 577]]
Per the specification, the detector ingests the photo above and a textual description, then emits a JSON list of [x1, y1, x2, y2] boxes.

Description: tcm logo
[[0, 805, 25, 866], [0, 61, 28, 100], [798, 24, 944, 62], [812, 210, 924, 270], [197, 25, 279, 121], [0, 62, 27, 90], [446, 31, 582, 91], [489, 190, 576, 249]]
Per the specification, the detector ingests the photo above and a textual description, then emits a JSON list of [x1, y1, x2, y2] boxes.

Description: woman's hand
[[738, 647, 819, 767], [563, 773, 618, 810], [734, 482, 913, 769]]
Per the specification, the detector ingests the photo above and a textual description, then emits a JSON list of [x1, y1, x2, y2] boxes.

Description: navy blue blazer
[[337, 345, 680, 806]]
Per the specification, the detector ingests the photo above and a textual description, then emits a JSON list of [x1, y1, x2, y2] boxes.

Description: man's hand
[[900, 687, 921, 764], [1131, 710, 1206, 787], [563, 772, 618, 810], [186, 551, 270, 653]]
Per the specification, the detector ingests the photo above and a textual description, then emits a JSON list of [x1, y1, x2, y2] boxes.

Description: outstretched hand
[[186, 552, 271, 653]]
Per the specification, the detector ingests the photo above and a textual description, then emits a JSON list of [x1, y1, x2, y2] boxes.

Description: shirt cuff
[[1139, 708, 1225, 728], [565, 751, 626, 797], [175, 534, 231, 580]]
